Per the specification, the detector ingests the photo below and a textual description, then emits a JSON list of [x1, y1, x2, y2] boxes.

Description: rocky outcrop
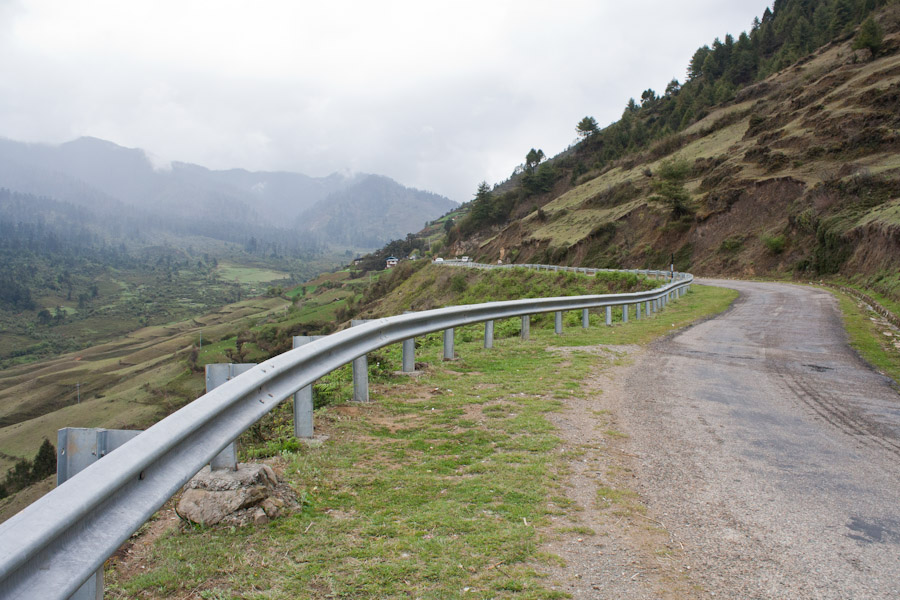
[[176, 463, 296, 526]]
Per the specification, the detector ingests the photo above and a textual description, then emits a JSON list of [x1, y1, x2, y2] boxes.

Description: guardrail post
[[555, 311, 563, 335], [646, 300, 651, 315], [57, 427, 143, 600], [401, 312, 416, 373], [521, 315, 530, 340], [351, 320, 370, 401], [206, 363, 256, 470], [605, 306, 612, 326], [443, 327, 455, 360], [484, 320, 494, 349], [622, 304, 629, 323], [402, 337, 416, 371], [582, 308, 589, 328], [635, 302, 641, 320], [292, 336, 325, 437]]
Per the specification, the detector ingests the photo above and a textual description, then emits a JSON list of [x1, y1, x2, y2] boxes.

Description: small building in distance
[[386, 256, 399, 268]]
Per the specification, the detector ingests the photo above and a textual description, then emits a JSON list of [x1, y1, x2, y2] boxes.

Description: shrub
[[719, 235, 744, 253], [761, 234, 786, 255], [449, 273, 468, 293]]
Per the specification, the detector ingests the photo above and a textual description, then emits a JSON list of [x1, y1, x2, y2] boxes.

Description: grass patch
[[831, 288, 900, 386], [216, 263, 292, 285], [104, 284, 737, 598], [596, 485, 645, 515]]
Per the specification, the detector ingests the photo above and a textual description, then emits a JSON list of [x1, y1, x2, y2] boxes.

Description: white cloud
[[0, 0, 768, 202]]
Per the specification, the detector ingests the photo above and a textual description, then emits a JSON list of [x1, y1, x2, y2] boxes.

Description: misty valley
[[0, 137, 455, 366]]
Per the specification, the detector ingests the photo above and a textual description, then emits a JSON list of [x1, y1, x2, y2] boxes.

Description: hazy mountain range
[[0, 136, 456, 250]]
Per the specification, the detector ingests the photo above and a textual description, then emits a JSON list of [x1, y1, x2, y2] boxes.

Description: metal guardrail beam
[[0, 262, 691, 599]]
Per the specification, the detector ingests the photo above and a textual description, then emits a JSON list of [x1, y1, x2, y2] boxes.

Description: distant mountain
[[0, 137, 456, 249], [296, 175, 457, 247], [0, 137, 350, 226]]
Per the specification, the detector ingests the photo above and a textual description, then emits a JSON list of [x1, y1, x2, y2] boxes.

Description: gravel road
[[618, 280, 900, 598]]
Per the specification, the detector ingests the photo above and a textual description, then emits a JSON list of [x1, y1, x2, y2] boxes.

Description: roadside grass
[[106, 285, 735, 599], [831, 288, 900, 386]]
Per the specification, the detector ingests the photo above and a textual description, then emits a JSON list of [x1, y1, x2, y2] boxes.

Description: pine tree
[[650, 158, 693, 217], [31, 438, 57, 480], [576, 116, 599, 139], [853, 16, 883, 56], [831, 0, 855, 36]]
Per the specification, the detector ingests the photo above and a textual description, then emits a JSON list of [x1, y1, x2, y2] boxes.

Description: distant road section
[[624, 280, 900, 599]]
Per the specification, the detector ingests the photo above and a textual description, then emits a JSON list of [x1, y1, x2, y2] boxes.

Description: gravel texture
[[542, 281, 900, 599]]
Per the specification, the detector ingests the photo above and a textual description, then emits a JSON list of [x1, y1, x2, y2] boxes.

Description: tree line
[[450, 0, 889, 238]]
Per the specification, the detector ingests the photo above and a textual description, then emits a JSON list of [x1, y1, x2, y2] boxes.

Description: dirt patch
[[108, 501, 182, 583], [536, 344, 707, 599]]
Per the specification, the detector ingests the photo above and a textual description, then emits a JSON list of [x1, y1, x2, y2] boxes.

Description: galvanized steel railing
[[0, 262, 691, 599]]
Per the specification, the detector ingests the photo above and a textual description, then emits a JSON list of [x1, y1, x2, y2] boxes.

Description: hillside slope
[[442, 4, 900, 302]]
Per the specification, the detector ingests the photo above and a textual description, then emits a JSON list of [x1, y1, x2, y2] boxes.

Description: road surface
[[620, 280, 900, 598]]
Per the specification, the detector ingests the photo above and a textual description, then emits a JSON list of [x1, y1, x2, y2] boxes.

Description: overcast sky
[[0, 0, 768, 203]]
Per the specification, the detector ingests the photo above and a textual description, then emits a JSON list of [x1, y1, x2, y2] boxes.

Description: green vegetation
[[0, 188, 341, 367], [853, 16, 884, 56], [106, 284, 736, 598], [0, 439, 55, 499], [576, 116, 599, 139], [761, 233, 787, 255], [649, 157, 693, 217], [719, 235, 745, 254], [355, 265, 657, 318], [831, 288, 900, 385]]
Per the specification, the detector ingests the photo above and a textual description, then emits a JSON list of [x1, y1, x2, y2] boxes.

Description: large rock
[[176, 463, 283, 526]]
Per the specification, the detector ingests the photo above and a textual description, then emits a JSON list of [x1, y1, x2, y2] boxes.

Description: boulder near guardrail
[[0, 263, 692, 599]]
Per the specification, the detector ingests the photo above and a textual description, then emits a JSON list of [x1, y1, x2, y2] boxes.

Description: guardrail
[[0, 262, 692, 599]]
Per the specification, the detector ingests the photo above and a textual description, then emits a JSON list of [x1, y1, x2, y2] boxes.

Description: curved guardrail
[[0, 262, 692, 599]]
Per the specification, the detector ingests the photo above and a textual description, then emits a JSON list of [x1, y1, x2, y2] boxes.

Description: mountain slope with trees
[[433, 0, 900, 304], [294, 175, 457, 248]]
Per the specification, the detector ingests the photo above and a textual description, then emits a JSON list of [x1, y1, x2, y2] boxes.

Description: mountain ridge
[[0, 135, 456, 250]]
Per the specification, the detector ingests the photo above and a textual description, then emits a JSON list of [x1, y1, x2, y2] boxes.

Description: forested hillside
[[0, 187, 335, 365], [429, 0, 900, 303], [295, 175, 456, 248]]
